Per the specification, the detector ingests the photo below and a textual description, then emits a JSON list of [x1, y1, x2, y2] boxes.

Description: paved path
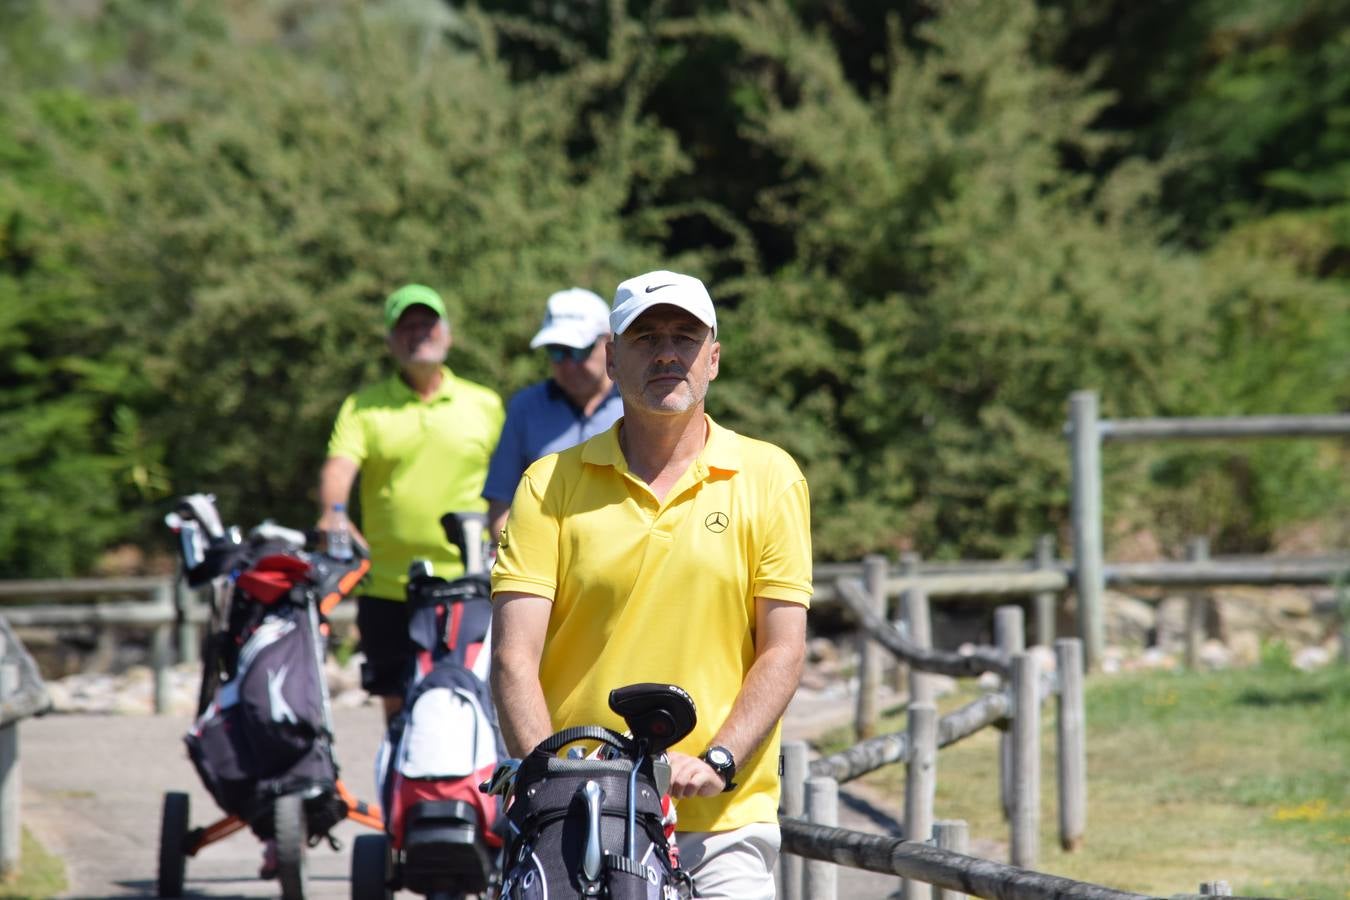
[[21, 690, 907, 899], [22, 704, 387, 899]]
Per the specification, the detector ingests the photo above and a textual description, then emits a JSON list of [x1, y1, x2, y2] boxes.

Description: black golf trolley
[[157, 493, 383, 899], [484, 682, 700, 900]]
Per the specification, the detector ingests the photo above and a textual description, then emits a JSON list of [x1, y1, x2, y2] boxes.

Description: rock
[[325, 653, 364, 695], [1104, 592, 1155, 648], [1215, 587, 1322, 646], [1198, 639, 1232, 670], [807, 636, 840, 666], [332, 688, 372, 709], [1293, 645, 1331, 671], [1228, 631, 1261, 667], [927, 674, 959, 698], [1154, 596, 1189, 650], [1134, 647, 1177, 671]]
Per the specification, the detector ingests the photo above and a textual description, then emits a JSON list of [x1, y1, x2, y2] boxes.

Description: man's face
[[387, 305, 450, 368], [607, 305, 719, 415], [548, 336, 610, 401]]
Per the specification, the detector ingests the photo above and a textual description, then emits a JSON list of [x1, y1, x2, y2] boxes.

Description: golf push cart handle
[[608, 683, 697, 755]]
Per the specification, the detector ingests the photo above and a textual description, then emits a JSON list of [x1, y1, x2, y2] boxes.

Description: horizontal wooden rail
[[0, 576, 171, 601], [810, 689, 1012, 783], [884, 570, 1070, 597], [835, 578, 1010, 676], [1105, 557, 1350, 587], [780, 818, 1153, 900], [812, 553, 1349, 602], [1098, 414, 1350, 443], [1, 601, 356, 629]]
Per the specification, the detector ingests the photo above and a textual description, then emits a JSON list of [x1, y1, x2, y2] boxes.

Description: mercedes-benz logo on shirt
[[704, 511, 729, 533]]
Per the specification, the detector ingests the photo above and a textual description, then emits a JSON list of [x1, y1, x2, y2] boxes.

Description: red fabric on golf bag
[[381, 664, 503, 850], [377, 571, 504, 851]]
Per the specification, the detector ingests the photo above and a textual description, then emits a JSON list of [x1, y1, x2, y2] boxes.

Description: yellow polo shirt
[[492, 416, 812, 832], [328, 366, 503, 600]]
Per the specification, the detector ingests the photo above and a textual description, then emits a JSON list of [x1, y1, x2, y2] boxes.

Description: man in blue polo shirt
[[483, 287, 624, 538]]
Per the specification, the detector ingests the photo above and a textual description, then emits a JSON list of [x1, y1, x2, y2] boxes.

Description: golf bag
[[184, 550, 354, 839], [498, 725, 693, 900], [377, 567, 505, 894]]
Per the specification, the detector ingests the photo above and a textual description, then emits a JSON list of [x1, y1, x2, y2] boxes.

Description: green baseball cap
[[384, 284, 448, 330]]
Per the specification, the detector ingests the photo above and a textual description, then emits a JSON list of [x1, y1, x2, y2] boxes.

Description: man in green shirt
[[319, 284, 503, 722]]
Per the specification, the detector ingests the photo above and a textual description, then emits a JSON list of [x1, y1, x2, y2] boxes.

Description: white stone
[[1293, 645, 1331, 671], [1197, 639, 1232, 670]]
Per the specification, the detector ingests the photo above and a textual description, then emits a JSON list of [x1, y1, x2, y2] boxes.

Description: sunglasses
[[545, 343, 595, 363]]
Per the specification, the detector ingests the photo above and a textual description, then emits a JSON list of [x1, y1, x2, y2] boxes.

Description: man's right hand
[[316, 456, 368, 546], [664, 751, 727, 800]]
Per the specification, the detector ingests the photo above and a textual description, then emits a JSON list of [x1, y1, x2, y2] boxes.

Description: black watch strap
[[701, 745, 738, 792]]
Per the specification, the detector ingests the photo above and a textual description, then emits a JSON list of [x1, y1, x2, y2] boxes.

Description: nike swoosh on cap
[[644, 283, 677, 293]]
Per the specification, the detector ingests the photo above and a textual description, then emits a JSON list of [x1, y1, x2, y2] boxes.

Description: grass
[[0, 829, 67, 899], [818, 660, 1350, 899]]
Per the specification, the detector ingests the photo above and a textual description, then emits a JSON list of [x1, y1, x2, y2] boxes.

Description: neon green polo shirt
[[492, 416, 812, 832], [327, 366, 503, 600]]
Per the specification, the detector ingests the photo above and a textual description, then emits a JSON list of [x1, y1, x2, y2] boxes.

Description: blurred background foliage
[[0, 0, 1346, 576]]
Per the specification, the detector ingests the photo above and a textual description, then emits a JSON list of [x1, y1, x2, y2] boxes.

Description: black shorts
[[356, 595, 414, 697]]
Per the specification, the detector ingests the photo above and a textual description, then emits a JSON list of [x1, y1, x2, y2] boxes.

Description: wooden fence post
[[903, 703, 937, 900], [932, 820, 969, 900], [1010, 652, 1041, 869], [152, 617, 172, 716], [1069, 390, 1104, 671], [1200, 881, 1232, 896], [0, 660, 20, 876], [174, 578, 198, 665], [803, 776, 839, 900], [1185, 537, 1211, 670], [778, 741, 808, 900], [907, 585, 934, 705], [1034, 534, 1057, 647], [996, 605, 1025, 822], [1055, 638, 1086, 851], [856, 554, 888, 739], [895, 552, 920, 693]]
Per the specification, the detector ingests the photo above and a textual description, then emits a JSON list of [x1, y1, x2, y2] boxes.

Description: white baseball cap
[[610, 270, 717, 337], [529, 288, 612, 350]]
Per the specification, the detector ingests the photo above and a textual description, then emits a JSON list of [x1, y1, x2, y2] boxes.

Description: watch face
[[707, 748, 732, 768]]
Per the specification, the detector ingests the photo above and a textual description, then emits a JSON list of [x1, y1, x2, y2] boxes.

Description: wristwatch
[[700, 745, 738, 792]]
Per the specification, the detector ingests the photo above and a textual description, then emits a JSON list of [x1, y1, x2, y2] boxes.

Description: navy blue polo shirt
[[482, 380, 624, 503]]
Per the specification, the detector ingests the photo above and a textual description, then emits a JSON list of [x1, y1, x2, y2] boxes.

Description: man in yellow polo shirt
[[491, 270, 811, 899], [320, 284, 503, 722]]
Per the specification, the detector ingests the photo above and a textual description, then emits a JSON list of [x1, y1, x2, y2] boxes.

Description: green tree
[[706, 0, 1348, 558]]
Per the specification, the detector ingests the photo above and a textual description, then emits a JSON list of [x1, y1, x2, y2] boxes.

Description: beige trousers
[[677, 822, 781, 900]]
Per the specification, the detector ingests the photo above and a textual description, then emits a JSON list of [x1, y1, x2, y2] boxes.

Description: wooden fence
[[776, 573, 1251, 899], [1067, 390, 1350, 669], [0, 578, 356, 714], [0, 617, 52, 876]]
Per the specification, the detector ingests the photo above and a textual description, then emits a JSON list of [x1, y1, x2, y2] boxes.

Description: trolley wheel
[[350, 833, 393, 900], [275, 792, 309, 900], [156, 791, 190, 897]]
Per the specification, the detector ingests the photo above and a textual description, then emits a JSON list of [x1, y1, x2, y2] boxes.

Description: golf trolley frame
[[482, 681, 700, 900], [157, 493, 385, 900], [350, 511, 499, 900]]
